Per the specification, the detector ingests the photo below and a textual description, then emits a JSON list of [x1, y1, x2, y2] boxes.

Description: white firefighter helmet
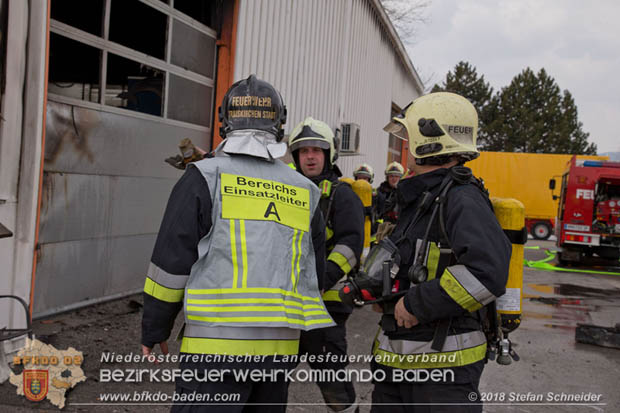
[[384, 162, 405, 177], [353, 163, 375, 183], [288, 117, 338, 166], [384, 92, 479, 162]]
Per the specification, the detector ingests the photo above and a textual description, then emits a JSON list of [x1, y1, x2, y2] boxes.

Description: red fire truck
[[550, 156, 620, 264]]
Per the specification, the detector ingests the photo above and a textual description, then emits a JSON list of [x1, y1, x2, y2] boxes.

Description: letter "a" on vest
[[264, 202, 281, 221]]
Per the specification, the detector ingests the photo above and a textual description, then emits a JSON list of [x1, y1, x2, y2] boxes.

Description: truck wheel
[[595, 247, 620, 261], [532, 222, 551, 240], [558, 251, 568, 266]]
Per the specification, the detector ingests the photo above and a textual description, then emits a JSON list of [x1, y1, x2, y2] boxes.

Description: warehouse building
[[0, 0, 423, 351]]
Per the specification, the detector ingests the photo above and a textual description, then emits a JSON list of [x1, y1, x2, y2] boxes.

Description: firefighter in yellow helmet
[[289, 117, 365, 413], [376, 161, 405, 224], [368, 92, 511, 412], [142, 76, 332, 412]]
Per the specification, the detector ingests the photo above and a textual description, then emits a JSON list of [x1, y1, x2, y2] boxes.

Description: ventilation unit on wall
[[339, 123, 360, 154]]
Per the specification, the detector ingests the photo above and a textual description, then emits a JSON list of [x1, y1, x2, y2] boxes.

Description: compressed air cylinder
[[491, 197, 525, 333], [351, 179, 373, 249]]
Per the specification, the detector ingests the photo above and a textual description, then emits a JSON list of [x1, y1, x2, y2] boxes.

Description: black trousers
[[171, 357, 295, 413], [370, 362, 484, 413], [298, 312, 356, 411]]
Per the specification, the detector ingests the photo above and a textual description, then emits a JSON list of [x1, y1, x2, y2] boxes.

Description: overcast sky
[[406, 0, 620, 154]]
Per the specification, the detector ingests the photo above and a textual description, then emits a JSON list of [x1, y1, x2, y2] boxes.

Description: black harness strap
[[504, 227, 528, 245]]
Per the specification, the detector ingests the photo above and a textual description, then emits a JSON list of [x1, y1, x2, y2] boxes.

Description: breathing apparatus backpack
[[351, 179, 373, 252], [339, 166, 525, 365]]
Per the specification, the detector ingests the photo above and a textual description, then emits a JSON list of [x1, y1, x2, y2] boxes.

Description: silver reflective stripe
[[448, 265, 496, 305], [332, 244, 358, 268], [186, 316, 333, 329], [184, 324, 300, 340], [148, 262, 189, 289], [187, 302, 325, 310], [377, 329, 486, 354], [186, 307, 328, 320], [186, 291, 319, 304]]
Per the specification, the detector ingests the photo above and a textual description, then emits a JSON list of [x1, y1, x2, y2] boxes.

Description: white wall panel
[[234, 0, 423, 179]]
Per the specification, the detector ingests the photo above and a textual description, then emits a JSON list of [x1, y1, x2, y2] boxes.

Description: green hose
[[524, 248, 620, 276]]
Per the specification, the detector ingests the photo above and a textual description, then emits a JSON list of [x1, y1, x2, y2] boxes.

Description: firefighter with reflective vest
[[289, 117, 365, 413], [141, 75, 332, 412], [376, 161, 405, 224], [369, 92, 511, 412]]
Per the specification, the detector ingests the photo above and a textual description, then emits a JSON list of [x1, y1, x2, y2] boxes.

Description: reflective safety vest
[[181, 155, 334, 354]]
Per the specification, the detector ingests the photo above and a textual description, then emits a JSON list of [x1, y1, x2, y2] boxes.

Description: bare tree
[[380, 0, 430, 45]]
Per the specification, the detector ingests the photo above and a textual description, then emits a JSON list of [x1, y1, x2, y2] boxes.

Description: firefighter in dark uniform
[[141, 75, 333, 413], [371, 92, 512, 412], [289, 117, 365, 413], [376, 161, 405, 224]]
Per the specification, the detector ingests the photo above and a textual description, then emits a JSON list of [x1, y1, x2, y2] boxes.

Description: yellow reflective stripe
[[295, 231, 303, 291], [290, 229, 298, 289], [439, 269, 483, 312], [326, 227, 334, 242], [240, 219, 248, 288], [230, 219, 238, 288], [187, 298, 324, 309], [426, 242, 440, 281], [188, 315, 333, 325], [373, 342, 487, 369], [187, 287, 322, 302], [181, 336, 299, 355], [322, 290, 342, 302], [328, 250, 352, 274], [144, 278, 184, 303], [187, 306, 328, 316]]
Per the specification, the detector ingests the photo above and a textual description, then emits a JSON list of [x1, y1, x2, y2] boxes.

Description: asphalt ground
[[1, 239, 619, 412]]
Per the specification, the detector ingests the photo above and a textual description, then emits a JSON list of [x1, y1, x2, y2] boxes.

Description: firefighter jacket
[[142, 153, 332, 356], [376, 181, 399, 223], [311, 170, 365, 314], [372, 167, 511, 377]]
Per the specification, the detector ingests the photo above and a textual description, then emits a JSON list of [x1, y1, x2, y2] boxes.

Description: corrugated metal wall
[[33, 101, 207, 317], [234, 0, 422, 178]]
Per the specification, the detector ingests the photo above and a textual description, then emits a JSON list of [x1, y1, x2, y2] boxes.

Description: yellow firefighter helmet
[[384, 92, 479, 162]]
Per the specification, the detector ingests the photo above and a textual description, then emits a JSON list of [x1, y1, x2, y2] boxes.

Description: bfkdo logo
[[23, 370, 49, 402]]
